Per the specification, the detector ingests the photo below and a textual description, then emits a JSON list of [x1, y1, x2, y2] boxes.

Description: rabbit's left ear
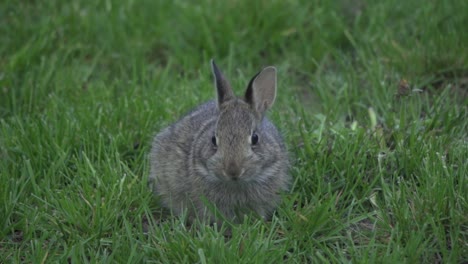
[[211, 59, 234, 106], [245, 66, 277, 116]]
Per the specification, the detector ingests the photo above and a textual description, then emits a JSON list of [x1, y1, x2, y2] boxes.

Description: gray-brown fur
[[149, 60, 290, 223]]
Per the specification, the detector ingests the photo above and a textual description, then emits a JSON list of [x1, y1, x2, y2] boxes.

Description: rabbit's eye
[[211, 136, 217, 146], [251, 133, 259, 145]]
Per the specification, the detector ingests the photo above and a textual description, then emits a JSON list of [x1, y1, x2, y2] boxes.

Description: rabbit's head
[[206, 60, 279, 183]]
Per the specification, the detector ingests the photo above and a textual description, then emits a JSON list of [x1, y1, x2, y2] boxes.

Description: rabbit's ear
[[211, 59, 234, 105], [245, 66, 277, 116]]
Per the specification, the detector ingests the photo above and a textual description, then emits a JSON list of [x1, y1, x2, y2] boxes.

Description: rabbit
[[148, 60, 290, 223]]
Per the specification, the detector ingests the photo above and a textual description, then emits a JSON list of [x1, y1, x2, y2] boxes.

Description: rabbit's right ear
[[211, 59, 234, 106]]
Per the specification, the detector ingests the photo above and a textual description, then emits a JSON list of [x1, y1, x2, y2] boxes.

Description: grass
[[1, 0, 467, 262]]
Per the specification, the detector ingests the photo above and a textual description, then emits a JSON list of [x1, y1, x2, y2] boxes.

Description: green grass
[[1, 0, 467, 262]]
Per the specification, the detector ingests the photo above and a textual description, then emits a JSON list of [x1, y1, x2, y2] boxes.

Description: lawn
[[1, 0, 467, 262]]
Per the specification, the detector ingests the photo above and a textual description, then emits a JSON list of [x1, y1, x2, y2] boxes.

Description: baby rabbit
[[149, 60, 290, 223]]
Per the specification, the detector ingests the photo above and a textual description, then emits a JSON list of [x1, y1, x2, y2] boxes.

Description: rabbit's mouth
[[208, 167, 248, 183], [220, 167, 245, 182], [218, 168, 245, 182]]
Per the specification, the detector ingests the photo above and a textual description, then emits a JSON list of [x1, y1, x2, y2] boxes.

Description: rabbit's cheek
[[242, 157, 266, 181], [205, 155, 226, 181], [207, 146, 217, 156]]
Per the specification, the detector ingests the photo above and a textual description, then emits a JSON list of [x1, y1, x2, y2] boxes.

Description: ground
[[1, 0, 467, 262]]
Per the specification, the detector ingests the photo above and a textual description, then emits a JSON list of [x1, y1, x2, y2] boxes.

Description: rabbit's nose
[[224, 162, 243, 180]]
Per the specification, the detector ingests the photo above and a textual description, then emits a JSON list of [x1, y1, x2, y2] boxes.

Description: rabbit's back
[[149, 101, 218, 215]]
